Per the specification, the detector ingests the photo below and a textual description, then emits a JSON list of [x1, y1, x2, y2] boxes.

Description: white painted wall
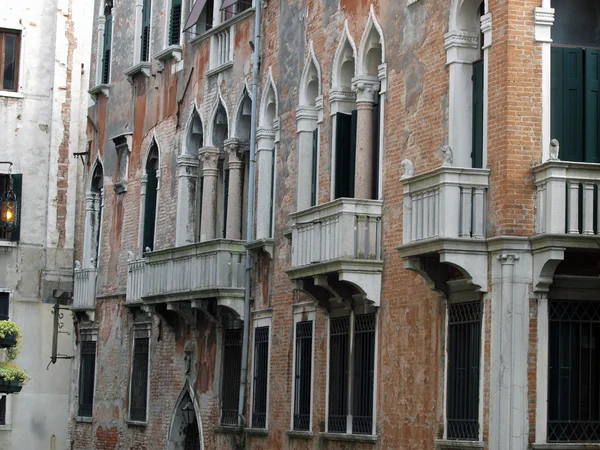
[[0, 0, 92, 449]]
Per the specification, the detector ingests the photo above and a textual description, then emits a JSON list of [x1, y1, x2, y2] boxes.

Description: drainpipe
[[238, 0, 262, 427]]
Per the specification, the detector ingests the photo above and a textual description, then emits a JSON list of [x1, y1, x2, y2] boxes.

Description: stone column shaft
[[225, 138, 244, 240], [175, 154, 200, 246], [256, 128, 276, 240], [199, 147, 220, 242]]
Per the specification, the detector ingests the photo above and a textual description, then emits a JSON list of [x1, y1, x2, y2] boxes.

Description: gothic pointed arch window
[[83, 162, 104, 268], [142, 143, 159, 252]]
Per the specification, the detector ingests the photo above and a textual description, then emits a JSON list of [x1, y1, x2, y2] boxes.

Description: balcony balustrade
[[72, 267, 97, 311]]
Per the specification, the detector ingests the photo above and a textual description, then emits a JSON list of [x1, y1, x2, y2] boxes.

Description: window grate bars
[[130, 337, 149, 422], [78, 340, 96, 417], [328, 316, 349, 433], [251, 326, 269, 429], [352, 314, 375, 434], [294, 321, 313, 431], [221, 328, 242, 426]]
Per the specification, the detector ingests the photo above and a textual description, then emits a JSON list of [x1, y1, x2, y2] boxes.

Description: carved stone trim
[[534, 7, 555, 43]]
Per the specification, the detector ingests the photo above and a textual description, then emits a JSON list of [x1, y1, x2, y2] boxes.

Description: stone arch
[[332, 21, 357, 89], [450, 0, 487, 31], [299, 41, 322, 107], [166, 382, 204, 450], [357, 6, 385, 77], [259, 68, 278, 128], [184, 104, 204, 157], [89, 157, 104, 192], [144, 134, 161, 173], [233, 88, 252, 142], [208, 89, 230, 148]]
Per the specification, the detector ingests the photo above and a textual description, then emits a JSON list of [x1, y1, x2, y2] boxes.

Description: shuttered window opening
[[78, 339, 97, 417], [0, 395, 5, 425], [251, 326, 269, 428], [169, 0, 182, 46], [293, 321, 313, 431], [0, 292, 8, 321], [221, 328, 242, 426], [0, 30, 20, 92], [141, 0, 151, 62], [310, 129, 318, 206], [447, 301, 481, 440], [471, 60, 484, 169], [101, 14, 112, 84], [268, 147, 275, 238], [548, 300, 600, 442], [130, 328, 150, 422], [334, 112, 357, 199], [352, 314, 376, 434]]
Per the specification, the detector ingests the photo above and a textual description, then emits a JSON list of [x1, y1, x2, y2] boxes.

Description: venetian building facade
[[70, 0, 600, 449]]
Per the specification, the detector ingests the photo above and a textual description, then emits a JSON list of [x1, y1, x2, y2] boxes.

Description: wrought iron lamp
[[0, 164, 18, 233], [181, 400, 195, 425]]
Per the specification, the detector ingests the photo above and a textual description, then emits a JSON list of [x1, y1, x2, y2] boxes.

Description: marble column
[[351, 76, 380, 200], [199, 146, 220, 241], [83, 191, 102, 268], [296, 107, 319, 211], [256, 127, 276, 240], [225, 138, 244, 240], [175, 154, 200, 246]]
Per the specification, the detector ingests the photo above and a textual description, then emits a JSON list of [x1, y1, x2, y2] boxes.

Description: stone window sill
[[245, 427, 269, 436], [286, 430, 313, 439], [89, 84, 110, 97], [213, 425, 239, 434], [0, 424, 12, 431], [206, 61, 233, 78], [190, 8, 254, 46], [154, 45, 183, 72], [435, 439, 485, 449], [0, 240, 17, 248], [0, 90, 24, 99], [125, 419, 148, 427], [319, 432, 378, 443], [531, 444, 600, 449], [74, 416, 93, 423], [113, 180, 128, 195], [246, 238, 274, 259], [124, 61, 151, 79]]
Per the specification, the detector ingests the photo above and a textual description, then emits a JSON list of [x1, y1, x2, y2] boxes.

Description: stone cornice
[[481, 12, 493, 49]]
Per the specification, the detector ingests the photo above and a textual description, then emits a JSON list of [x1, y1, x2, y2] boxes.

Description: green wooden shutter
[[10, 174, 21, 242], [551, 47, 565, 158], [585, 49, 600, 162], [335, 113, 353, 199], [141, 0, 151, 61], [102, 14, 112, 84], [269, 148, 275, 237], [310, 128, 318, 206], [169, 0, 182, 46], [143, 170, 157, 251], [559, 47, 584, 161], [471, 60, 484, 169]]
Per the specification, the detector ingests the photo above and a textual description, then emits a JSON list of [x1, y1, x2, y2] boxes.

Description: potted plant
[[0, 362, 29, 394], [0, 320, 20, 348]]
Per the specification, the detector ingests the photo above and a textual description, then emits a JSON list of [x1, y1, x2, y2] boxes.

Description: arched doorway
[[167, 386, 203, 450]]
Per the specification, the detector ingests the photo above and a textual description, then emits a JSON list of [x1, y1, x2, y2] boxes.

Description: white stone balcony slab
[[126, 239, 246, 316], [73, 267, 97, 311], [287, 198, 383, 306]]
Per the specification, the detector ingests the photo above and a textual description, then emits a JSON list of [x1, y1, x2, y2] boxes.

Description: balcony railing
[[73, 267, 97, 310], [534, 161, 600, 235], [126, 239, 246, 304], [401, 167, 490, 245], [290, 198, 382, 269]]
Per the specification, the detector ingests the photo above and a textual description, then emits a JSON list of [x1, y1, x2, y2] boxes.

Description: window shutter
[[372, 102, 380, 198], [585, 49, 600, 163], [350, 110, 357, 198], [141, 0, 152, 61], [551, 47, 565, 158], [222, 168, 229, 238], [310, 128, 318, 206], [169, 0, 182, 46], [559, 47, 584, 162], [335, 112, 357, 199], [10, 174, 21, 242], [471, 60, 484, 169], [143, 170, 157, 251], [269, 148, 275, 237], [102, 14, 112, 84]]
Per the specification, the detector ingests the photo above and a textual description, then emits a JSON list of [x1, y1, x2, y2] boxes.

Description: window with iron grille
[[446, 301, 482, 440], [140, 0, 151, 62], [293, 321, 313, 431], [251, 326, 269, 428], [0, 29, 20, 92], [0, 292, 8, 321], [548, 300, 600, 442], [221, 328, 242, 426], [130, 325, 150, 422], [328, 313, 376, 435], [0, 395, 6, 425], [78, 336, 96, 417], [169, 0, 182, 45]]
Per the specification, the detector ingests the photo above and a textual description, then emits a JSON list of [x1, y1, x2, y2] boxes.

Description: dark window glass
[[2, 34, 17, 91], [447, 301, 482, 440], [310, 129, 318, 206], [251, 326, 269, 428], [78, 340, 96, 417], [184, 416, 201, 450], [221, 328, 242, 426], [552, 0, 600, 48], [328, 316, 349, 433], [130, 336, 149, 421], [143, 148, 158, 252], [0, 292, 9, 321], [334, 112, 357, 199], [548, 301, 600, 442], [0, 395, 6, 425], [293, 321, 313, 431], [352, 314, 376, 434]]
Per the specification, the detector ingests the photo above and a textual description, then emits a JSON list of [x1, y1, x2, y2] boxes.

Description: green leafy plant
[[0, 362, 29, 384], [0, 320, 21, 340], [6, 342, 20, 360]]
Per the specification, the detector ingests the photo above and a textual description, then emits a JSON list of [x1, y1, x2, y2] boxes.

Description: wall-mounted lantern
[[181, 400, 195, 425], [0, 163, 18, 232]]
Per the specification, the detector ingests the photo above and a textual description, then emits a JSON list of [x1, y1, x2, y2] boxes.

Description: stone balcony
[[287, 198, 383, 307], [398, 167, 490, 292], [72, 266, 97, 320], [126, 239, 246, 318]]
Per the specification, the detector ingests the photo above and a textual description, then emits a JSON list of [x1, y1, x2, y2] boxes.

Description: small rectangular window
[[352, 314, 376, 434], [0, 292, 9, 321], [78, 335, 97, 417], [129, 326, 150, 422], [101, 14, 112, 84], [293, 321, 313, 431], [0, 30, 20, 92], [141, 0, 152, 62], [328, 316, 350, 433], [221, 328, 242, 426], [0, 395, 6, 425], [310, 129, 318, 207], [251, 326, 269, 428], [169, 0, 182, 45]]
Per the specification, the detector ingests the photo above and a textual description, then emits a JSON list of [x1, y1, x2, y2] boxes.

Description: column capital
[[496, 253, 520, 265], [177, 153, 200, 168], [296, 106, 318, 132], [351, 76, 380, 104], [199, 146, 220, 170]]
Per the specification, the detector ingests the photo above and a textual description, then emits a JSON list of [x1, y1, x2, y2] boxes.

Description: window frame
[[128, 323, 151, 423], [250, 309, 272, 429], [167, 0, 183, 46], [77, 329, 98, 418], [0, 28, 22, 94], [290, 303, 315, 432]]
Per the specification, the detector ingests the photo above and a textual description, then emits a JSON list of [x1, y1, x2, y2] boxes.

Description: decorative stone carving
[[440, 145, 454, 167], [127, 251, 134, 261], [549, 139, 560, 161], [401, 159, 415, 179], [351, 76, 380, 104], [75, 260, 81, 271]]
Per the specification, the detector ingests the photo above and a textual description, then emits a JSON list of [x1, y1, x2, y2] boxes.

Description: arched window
[[142, 143, 159, 252], [167, 389, 203, 450], [84, 162, 104, 268]]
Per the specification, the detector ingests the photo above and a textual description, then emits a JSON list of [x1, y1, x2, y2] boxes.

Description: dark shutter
[[141, 0, 151, 61], [328, 316, 349, 433], [205, 0, 214, 31], [269, 148, 275, 237], [310, 128, 318, 206], [372, 102, 380, 198], [334, 113, 356, 199], [352, 314, 375, 435], [130, 336, 149, 421], [447, 301, 481, 440], [169, 0, 182, 46], [293, 321, 313, 431], [471, 60, 484, 169], [102, 14, 112, 84], [78, 340, 96, 417], [551, 47, 565, 157], [0, 395, 5, 425], [0, 292, 9, 320], [222, 168, 229, 238], [585, 49, 600, 162], [143, 170, 157, 252], [251, 326, 269, 428], [221, 328, 242, 426], [10, 174, 21, 242]]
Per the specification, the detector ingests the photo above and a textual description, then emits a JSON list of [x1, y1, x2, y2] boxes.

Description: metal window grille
[[294, 321, 313, 431], [78, 340, 97, 417], [184, 419, 201, 450], [221, 328, 242, 426], [0, 395, 6, 425], [130, 336, 150, 421], [447, 301, 482, 440], [0, 292, 9, 320], [352, 314, 376, 434], [328, 316, 350, 433], [548, 300, 600, 442], [251, 326, 269, 428]]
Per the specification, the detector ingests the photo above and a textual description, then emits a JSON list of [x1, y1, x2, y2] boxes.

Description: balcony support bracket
[[191, 300, 219, 324], [440, 250, 488, 292], [167, 302, 197, 326], [532, 246, 565, 294]]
